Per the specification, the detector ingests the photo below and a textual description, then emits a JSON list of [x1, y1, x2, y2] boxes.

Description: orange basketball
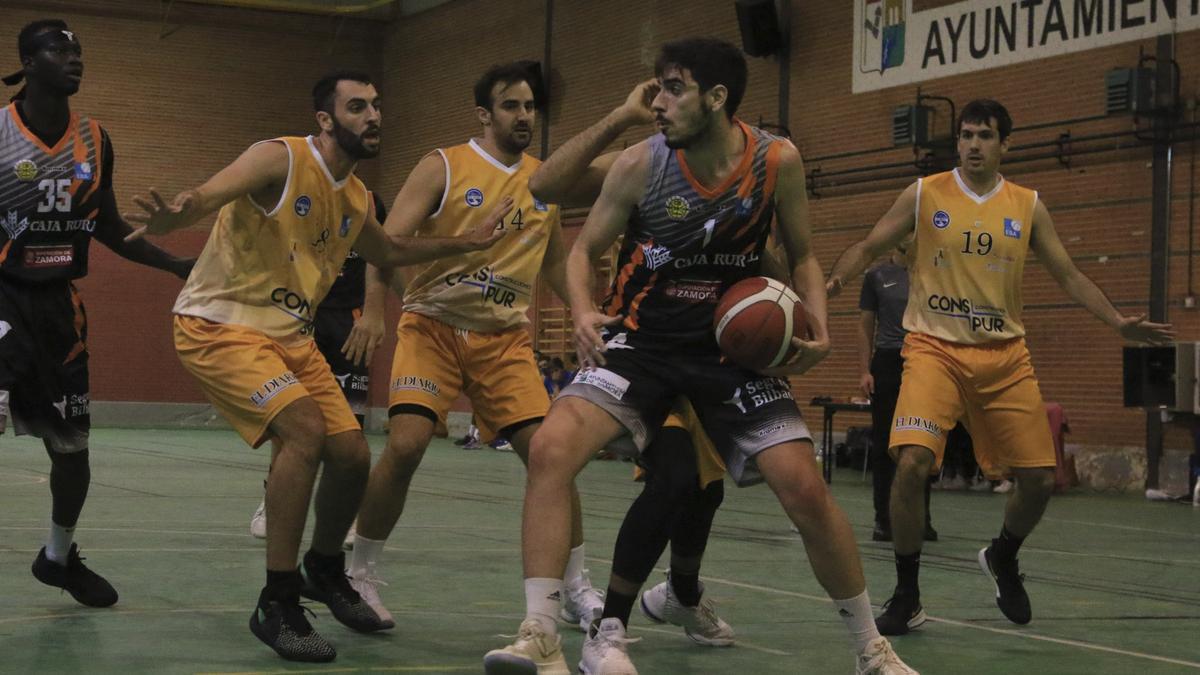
[[713, 276, 809, 371]]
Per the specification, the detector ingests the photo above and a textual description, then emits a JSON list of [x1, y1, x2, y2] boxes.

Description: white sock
[[834, 590, 882, 653], [525, 577, 562, 634], [564, 543, 588, 586], [46, 521, 75, 564], [348, 534, 386, 576]]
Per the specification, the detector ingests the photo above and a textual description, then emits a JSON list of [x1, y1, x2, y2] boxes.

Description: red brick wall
[[10, 2, 1198, 450]]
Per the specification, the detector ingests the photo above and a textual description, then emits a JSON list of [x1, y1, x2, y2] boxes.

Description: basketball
[[713, 276, 809, 371]]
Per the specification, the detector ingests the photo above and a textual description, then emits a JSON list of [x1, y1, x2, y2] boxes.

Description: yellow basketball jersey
[[904, 169, 1038, 344], [173, 136, 369, 341], [402, 140, 560, 332]]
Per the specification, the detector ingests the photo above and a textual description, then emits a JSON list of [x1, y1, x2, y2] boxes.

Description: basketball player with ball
[[484, 37, 917, 675]]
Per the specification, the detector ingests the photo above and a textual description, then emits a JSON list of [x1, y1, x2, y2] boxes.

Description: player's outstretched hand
[[342, 309, 386, 367], [1117, 314, 1175, 344], [461, 195, 514, 250], [759, 336, 831, 378], [573, 310, 624, 369], [124, 189, 200, 241], [614, 79, 660, 128]]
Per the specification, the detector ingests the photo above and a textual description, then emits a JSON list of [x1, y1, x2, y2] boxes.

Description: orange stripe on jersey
[[733, 140, 784, 242], [77, 120, 104, 203], [8, 106, 77, 156], [607, 246, 645, 318], [676, 120, 759, 200], [0, 240, 11, 265], [625, 273, 658, 331]]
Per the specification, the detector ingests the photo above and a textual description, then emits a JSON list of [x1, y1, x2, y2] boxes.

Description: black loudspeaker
[[735, 0, 782, 57]]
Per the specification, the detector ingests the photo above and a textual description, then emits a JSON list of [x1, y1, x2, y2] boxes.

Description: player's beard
[[497, 124, 532, 155], [331, 115, 380, 160], [662, 109, 713, 150]]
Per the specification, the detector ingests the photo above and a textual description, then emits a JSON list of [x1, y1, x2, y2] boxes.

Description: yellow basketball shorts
[[173, 315, 360, 448], [386, 312, 550, 441], [889, 332, 1055, 474]]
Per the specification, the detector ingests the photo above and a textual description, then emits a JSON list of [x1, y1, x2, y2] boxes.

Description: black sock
[[670, 570, 702, 606], [894, 551, 921, 598], [992, 525, 1025, 563], [264, 568, 302, 602], [601, 588, 636, 627], [303, 548, 345, 575]]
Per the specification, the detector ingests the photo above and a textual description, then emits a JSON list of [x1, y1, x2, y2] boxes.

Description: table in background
[[809, 399, 872, 484]]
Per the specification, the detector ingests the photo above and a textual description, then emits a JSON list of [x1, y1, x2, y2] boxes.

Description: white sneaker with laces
[[579, 617, 640, 675], [639, 578, 734, 646], [856, 636, 919, 674], [348, 562, 394, 628], [483, 618, 569, 675], [560, 575, 604, 632], [249, 500, 266, 539]]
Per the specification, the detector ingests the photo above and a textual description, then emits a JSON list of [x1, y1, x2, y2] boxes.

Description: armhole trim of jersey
[[430, 148, 450, 218], [247, 139, 293, 217], [914, 178, 923, 224]]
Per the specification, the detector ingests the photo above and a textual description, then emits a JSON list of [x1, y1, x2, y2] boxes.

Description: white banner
[[852, 0, 1200, 93]]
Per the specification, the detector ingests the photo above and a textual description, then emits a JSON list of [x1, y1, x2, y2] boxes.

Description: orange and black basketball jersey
[[905, 168, 1038, 344], [602, 121, 785, 350], [173, 135, 369, 341], [0, 104, 106, 284], [402, 140, 559, 332]]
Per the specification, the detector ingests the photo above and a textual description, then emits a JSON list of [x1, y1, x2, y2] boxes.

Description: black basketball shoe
[[250, 587, 336, 662], [31, 544, 118, 607], [301, 549, 390, 633], [874, 590, 927, 636], [979, 544, 1032, 624]]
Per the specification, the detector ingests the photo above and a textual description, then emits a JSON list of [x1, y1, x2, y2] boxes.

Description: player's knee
[[895, 446, 934, 484], [1014, 467, 1055, 497], [526, 427, 574, 482], [326, 433, 371, 473], [44, 444, 90, 472], [382, 432, 427, 476], [778, 484, 830, 524], [694, 479, 725, 512], [282, 411, 327, 450]]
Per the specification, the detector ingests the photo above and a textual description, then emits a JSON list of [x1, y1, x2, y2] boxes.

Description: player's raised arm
[[123, 140, 290, 241], [762, 142, 829, 377], [567, 142, 650, 368], [529, 79, 659, 207], [1029, 198, 1174, 344], [827, 181, 919, 297]]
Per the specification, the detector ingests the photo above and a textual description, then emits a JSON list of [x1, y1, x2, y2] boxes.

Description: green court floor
[[1, 428, 1198, 674]]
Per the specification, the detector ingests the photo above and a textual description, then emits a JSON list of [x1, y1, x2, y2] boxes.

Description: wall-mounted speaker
[[735, 0, 782, 57]]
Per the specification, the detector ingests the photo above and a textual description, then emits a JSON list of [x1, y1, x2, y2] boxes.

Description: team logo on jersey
[[1, 209, 28, 239], [339, 214, 352, 238], [639, 240, 673, 271], [12, 159, 37, 182], [1003, 218, 1022, 239], [533, 198, 548, 212], [465, 188, 485, 207], [932, 210, 950, 229], [735, 196, 754, 217], [665, 195, 690, 220], [74, 161, 92, 181], [294, 195, 312, 216]]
